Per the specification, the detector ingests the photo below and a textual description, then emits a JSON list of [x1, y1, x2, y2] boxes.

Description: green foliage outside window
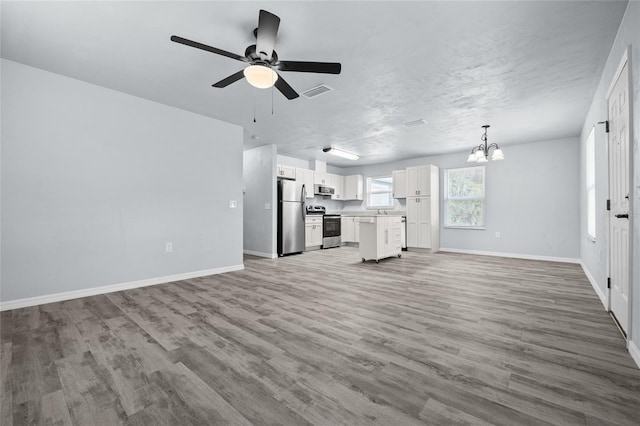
[[445, 167, 485, 227]]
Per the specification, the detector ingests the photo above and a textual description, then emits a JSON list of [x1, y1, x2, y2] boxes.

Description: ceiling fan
[[171, 9, 342, 100]]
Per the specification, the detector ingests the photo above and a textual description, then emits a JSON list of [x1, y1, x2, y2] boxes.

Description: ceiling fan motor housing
[[245, 45, 278, 65]]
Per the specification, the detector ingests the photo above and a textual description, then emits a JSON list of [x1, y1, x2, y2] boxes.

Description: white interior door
[[608, 59, 630, 335]]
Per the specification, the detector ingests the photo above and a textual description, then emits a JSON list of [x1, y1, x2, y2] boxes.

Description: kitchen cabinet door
[[314, 172, 328, 185], [406, 198, 420, 247], [418, 196, 431, 249], [341, 217, 348, 242], [277, 164, 296, 180], [407, 166, 419, 197], [341, 217, 355, 242], [330, 174, 345, 200], [407, 197, 433, 249], [344, 175, 364, 200], [305, 217, 323, 247], [392, 170, 407, 199], [296, 168, 315, 198], [406, 165, 432, 196]]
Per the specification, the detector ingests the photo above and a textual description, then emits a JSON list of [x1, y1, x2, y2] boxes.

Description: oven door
[[323, 216, 341, 237]]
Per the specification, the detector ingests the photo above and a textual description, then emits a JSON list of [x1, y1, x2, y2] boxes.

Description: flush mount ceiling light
[[243, 64, 278, 89], [323, 147, 359, 161], [467, 125, 504, 163]]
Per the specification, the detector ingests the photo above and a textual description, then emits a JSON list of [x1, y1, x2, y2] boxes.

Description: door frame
[[605, 46, 634, 341]]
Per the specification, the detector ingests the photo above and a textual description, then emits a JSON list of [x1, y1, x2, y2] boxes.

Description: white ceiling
[[1, 1, 628, 166]]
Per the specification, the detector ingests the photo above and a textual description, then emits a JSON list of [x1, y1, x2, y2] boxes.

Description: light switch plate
[[229, 200, 237, 208], [264, 203, 271, 210]]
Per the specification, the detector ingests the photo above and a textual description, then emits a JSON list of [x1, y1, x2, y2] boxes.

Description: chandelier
[[467, 125, 504, 163]]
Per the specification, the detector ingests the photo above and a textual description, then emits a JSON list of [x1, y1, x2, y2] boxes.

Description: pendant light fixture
[[467, 125, 504, 163]]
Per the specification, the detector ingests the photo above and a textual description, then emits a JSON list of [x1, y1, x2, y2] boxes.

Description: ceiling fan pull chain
[[253, 87, 257, 123]]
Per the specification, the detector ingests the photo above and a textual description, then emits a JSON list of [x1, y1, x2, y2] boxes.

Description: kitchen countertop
[[327, 210, 406, 217]]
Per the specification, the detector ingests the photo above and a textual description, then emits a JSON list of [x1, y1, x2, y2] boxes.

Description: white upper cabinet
[[329, 174, 345, 200], [296, 168, 315, 199], [277, 164, 296, 180], [314, 171, 329, 185], [406, 165, 437, 196], [344, 175, 364, 200], [392, 170, 407, 199]]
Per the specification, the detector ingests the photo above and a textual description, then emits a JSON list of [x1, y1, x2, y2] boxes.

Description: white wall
[[244, 145, 277, 257], [1, 59, 244, 304], [338, 137, 581, 260], [579, 1, 640, 348]]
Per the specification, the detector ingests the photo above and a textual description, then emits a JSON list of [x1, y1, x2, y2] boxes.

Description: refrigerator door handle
[[301, 184, 306, 220]]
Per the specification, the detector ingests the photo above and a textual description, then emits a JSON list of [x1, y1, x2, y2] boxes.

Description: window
[[367, 176, 394, 208], [444, 166, 485, 228], [586, 127, 596, 241]]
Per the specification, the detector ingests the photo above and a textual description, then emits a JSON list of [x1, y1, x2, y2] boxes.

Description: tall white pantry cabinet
[[405, 165, 440, 251]]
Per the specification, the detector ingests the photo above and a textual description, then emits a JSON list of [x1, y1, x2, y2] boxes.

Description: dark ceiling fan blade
[[212, 70, 245, 88], [277, 61, 341, 74], [256, 10, 280, 61], [170, 35, 247, 62], [274, 73, 299, 100]]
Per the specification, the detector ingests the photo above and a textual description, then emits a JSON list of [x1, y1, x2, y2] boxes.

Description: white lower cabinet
[[340, 216, 360, 243], [359, 216, 402, 263], [305, 217, 323, 248]]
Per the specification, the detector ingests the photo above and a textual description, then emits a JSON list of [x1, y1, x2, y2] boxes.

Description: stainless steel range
[[306, 206, 341, 249], [322, 214, 341, 249]]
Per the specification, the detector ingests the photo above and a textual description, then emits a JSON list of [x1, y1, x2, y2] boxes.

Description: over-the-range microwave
[[314, 184, 335, 196]]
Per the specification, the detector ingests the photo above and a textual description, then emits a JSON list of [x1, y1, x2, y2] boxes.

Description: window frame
[[366, 175, 394, 209], [443, 166, 486, 229], [586, 127, 596, 242]]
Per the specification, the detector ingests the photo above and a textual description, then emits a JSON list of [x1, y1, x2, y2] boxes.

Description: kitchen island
[[359, 215, 402, 263]]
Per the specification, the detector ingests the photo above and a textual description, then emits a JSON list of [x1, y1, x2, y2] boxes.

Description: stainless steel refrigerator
[[277, 179, 306, 256]]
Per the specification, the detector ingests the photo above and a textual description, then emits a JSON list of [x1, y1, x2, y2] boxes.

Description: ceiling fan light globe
[[475, 150, 486, 160], [244, 65, 278, 89], [467, 153, 477, 162], [477, 156, 488, 163]]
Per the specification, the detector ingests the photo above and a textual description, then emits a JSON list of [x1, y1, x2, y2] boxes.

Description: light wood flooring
[[2, 247, 640, 425]]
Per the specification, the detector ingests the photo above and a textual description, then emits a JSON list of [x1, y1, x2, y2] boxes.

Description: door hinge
[[606, 199, 610, 211], [607, 277, 611, 289], [598, 120, 609, 133]]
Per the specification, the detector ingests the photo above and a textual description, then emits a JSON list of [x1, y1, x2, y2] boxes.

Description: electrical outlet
[[229, 200, 237, 209], [495, 231, 501, 238], [165, 242, 173, 252]]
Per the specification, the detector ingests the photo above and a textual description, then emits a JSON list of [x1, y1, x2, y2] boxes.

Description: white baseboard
[[243, 250, 277, 259], [580, 261, 608, 310], [0, 264, 245, 311], [629, 340, 640, 369], [439, 248, 580, 264]]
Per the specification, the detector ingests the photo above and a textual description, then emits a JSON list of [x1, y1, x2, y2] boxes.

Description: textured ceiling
[[1, 1, 628, 166]]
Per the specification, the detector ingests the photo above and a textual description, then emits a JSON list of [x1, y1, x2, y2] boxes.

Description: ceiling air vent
[[403, 118, 427, 127], [301, 84, 334, 99]]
